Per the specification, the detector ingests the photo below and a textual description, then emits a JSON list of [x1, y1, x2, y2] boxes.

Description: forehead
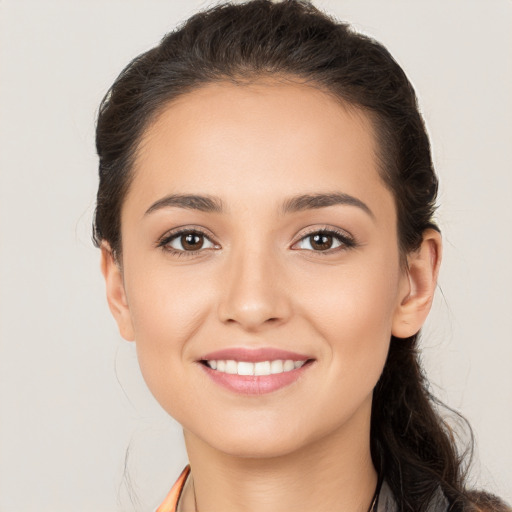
[[126, 79, 393, 221]]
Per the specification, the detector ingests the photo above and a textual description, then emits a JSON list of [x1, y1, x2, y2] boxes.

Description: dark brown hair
[[93, 1, 509, 510]]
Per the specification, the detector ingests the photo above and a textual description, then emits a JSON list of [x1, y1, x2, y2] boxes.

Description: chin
[[212, 416, 345, 461], [211, 433, 309, 459], [183, 413, 312, 460]]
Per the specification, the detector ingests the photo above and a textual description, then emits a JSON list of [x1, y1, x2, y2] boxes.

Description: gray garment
[[377, 481, 450, 512]]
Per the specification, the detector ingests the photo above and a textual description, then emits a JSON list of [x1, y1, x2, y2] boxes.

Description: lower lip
[[199, 362, 313, 395]]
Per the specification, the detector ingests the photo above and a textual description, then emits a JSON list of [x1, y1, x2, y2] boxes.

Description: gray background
[[0, 1, 511, 510]]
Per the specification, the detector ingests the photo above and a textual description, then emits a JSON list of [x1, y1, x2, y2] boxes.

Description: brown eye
[[294, 229, 354, 252], [310, 233, 334, 251], [163, 230, 216, 253], [181, 233, 204, 250]]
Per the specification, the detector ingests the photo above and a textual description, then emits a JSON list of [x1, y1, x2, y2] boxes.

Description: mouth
[[197, 347, 315, 395], [200, 358, 313, 376]]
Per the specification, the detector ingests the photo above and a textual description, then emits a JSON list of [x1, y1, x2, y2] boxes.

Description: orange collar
[[156, 465, 191, 512]]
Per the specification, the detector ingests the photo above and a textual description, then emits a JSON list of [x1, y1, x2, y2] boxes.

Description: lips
[[197, 347, 315, 395], [200, 347, 311, 362], [205, 359, 306, 376]]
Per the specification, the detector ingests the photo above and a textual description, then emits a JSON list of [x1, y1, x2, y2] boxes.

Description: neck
[[181, 397, 378, 512]]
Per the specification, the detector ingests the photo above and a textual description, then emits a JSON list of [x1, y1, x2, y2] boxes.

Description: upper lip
[[199, 347, 313, 363]]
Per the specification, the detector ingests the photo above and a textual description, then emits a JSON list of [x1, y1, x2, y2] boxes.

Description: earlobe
[[392, 229, 442, 339], [100, 243, 135, 342]]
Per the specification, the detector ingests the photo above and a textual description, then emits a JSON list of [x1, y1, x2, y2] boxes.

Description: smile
[[204, 359, 306, 376], [198, 348, 315, 395]]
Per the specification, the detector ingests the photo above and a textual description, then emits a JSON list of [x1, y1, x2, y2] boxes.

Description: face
[[106, 80, 415, 458]]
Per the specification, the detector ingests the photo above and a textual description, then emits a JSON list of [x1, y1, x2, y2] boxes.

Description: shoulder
[[378, 481, 511, 512], [377, 481, 450, 512], [464, 490, 512, 512]]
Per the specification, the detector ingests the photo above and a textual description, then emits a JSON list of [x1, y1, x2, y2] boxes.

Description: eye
[[158, 229, 217, 255], [293, 229, 355, 252]]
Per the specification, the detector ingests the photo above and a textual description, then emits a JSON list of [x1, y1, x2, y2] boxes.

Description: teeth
[[254, 361, 271, 376], [283, 360, 295, 372], [270, 360, 283, 374], [237, 361, 254, 376], [206, 359, 307, 375], [225, 360, 237, 374]]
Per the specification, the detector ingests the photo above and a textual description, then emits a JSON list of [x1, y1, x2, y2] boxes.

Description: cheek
[[123, 262, 216, 399], [301, 258, 400, 339], [126, 261, 212, 341], [298, 257, 401, 386]]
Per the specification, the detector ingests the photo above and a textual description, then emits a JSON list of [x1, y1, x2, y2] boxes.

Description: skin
[[102, 80, 441, 512]]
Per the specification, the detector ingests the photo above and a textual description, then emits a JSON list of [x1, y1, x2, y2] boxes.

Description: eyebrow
[[145, 194, 224, 215], [144, 192, 374, 219], [280, 192, 374, 219]]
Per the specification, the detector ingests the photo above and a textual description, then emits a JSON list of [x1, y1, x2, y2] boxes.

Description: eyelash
[[156, 226, 357, 258], [295, 227, 357, 255], [156, 228, 217, 258]]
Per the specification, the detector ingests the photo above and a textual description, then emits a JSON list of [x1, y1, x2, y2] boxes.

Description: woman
[[93, 1, 510, 511]]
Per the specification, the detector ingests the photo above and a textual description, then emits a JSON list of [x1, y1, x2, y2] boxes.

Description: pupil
[[312, 233, 332, 250], [183, 233, 203, 250]]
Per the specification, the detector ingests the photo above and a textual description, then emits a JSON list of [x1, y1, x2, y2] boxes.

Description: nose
[[217, 245, 292, 332]]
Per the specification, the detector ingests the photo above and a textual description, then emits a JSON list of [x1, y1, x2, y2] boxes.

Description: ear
[[392, 229, 442, 339], [100, 243, 135, 341]]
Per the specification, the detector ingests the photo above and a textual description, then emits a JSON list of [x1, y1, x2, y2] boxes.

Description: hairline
[[113, 73, 403, 264]]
